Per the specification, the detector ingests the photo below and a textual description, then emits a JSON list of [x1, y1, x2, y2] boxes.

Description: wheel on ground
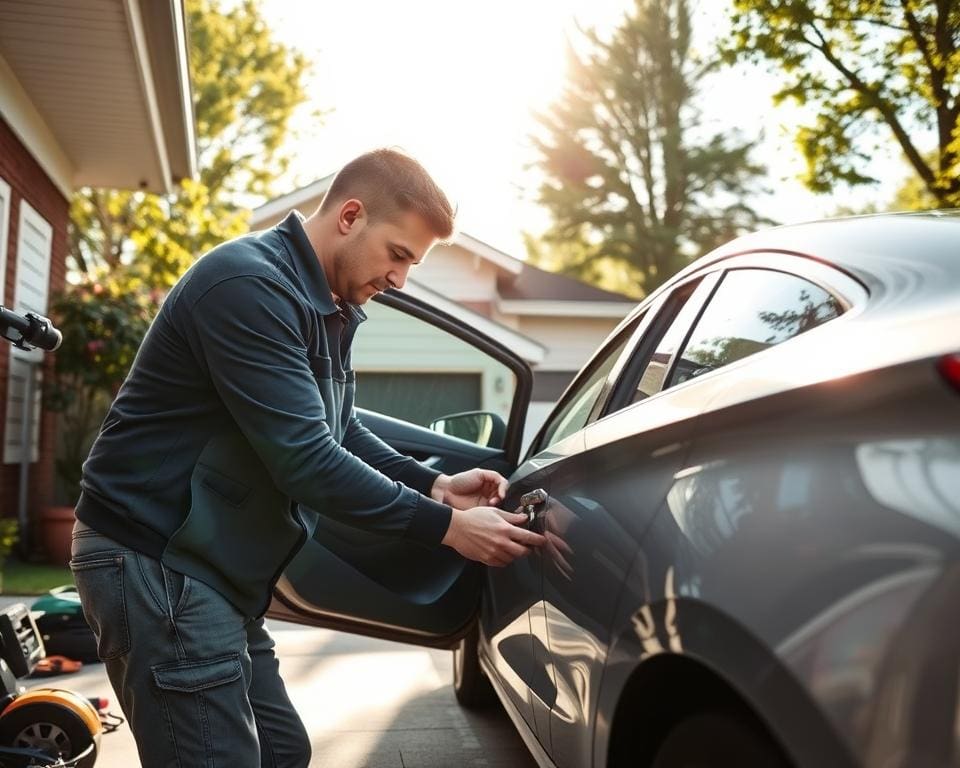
[[0, 694, 100, 768], [651, 711, 790, 768], [452, 623, 494, 709]]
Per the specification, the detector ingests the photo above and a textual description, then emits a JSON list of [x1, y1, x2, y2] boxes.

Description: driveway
[[0, 598, 535, 768]]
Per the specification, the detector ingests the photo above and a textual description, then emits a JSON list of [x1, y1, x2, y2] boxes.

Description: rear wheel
[[651, 711, 790, 768], [452, 623, 494, 708]]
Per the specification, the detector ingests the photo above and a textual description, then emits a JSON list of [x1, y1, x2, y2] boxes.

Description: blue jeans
[[70, 520, 310, 768]]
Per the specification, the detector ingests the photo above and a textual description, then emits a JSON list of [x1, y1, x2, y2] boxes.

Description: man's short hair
[[319, 149, 455, 239]]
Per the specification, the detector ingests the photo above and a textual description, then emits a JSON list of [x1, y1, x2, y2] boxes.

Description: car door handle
[[519, 488, 548, 526]]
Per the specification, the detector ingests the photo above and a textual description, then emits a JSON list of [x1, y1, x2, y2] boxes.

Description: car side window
[[532, 319, 641, 453], [631, 279, 707, 404], [665, 268, 844, 389]]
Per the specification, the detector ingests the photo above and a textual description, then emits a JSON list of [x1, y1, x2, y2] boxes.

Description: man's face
[[331, 207, 437, 304]]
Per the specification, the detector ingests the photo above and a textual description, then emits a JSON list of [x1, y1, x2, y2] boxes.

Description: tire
[[452, 624, 495, 709], [651, 711, 790, 768], [0, 701, 99, 768]]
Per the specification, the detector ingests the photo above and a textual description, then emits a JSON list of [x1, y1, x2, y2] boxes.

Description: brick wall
[[0, 116, 69, 547]]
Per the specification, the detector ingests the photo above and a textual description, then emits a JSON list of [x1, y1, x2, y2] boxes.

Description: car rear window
[[665, 268, 844, 389]]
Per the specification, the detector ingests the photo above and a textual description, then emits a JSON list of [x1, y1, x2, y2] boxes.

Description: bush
[[45, 278, 159, 502]]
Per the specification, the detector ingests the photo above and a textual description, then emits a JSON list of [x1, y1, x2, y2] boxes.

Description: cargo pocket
[[68, 555, 130, 660], [152, 653, 248, 762]]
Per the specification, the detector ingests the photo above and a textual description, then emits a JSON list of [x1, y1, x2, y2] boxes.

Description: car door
[[505, 312, 650, 742], [519, 273, 728, 767], [267, 286, 535, 653], [539, 257, 863, 768]]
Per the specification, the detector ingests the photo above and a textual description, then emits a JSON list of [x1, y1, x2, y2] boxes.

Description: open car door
[[267, 286, 535, 648]]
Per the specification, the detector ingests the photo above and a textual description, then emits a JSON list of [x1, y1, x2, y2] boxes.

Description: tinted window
[[533, 318, 640, 452], [351, 300, 516, 446], [666, 269, 844, 388], [632, 280, 704, 403]]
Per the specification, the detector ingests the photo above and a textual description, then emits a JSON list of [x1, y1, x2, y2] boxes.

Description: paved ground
[[0, 597, 537, 768]]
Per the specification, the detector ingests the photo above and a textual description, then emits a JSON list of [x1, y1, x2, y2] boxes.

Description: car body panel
[[484, 433, 587, 745], [272, 212, 960, 768]]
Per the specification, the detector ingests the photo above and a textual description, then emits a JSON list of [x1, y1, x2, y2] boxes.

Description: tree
[[69, 0, 311, 286], [725, 0, 960, 207], [529, 0, 769, 296], [49, 0, 313, 503]]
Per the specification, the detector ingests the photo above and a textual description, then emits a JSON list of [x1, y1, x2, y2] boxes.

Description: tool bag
[[31, 586, 100, 664]]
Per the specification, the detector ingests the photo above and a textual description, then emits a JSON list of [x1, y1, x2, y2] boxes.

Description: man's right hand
[[441, 506, 546, 567]]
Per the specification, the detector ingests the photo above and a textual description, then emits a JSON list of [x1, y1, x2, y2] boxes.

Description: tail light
[[938, 353, 960, 392]]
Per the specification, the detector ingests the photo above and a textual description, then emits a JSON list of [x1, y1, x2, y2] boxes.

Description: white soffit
[[251, 176, 333, 228], [497, 299, 636, 318], [404, 279, 545, 365], [0, 0, 195, 193], [0, 51, 74, 197], [451, 232, 522, 275]]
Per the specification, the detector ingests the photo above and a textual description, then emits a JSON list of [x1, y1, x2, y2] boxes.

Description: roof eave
[[497, 299, 636, 318]]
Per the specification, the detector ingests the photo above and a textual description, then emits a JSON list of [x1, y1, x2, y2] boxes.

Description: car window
[[665, 268, 844, 389], [631, 279, 707, 404], [531, 318, 641, 454], [351, 299, 517, 449]]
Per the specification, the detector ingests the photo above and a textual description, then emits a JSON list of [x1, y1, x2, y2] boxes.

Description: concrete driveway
[[0, 598, 536, 768]]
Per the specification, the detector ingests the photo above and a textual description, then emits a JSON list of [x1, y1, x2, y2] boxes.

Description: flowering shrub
[[46, 278, 160, 501]]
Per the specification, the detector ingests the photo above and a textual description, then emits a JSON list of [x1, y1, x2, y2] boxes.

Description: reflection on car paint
[[855, 439, 960, 537], [631, 566, 682, 658]]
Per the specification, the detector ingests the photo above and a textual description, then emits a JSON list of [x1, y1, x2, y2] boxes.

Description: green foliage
[[1, 558, 73, 596], [46, 281, 157, 501], [725, 0, 960, 207], [51, 0, 313, 500], [69, 0, 312, 283], [0, 519, 19, 568], [528, 0, 770, 296]]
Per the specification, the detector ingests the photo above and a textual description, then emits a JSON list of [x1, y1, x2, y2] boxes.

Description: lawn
[[1, 557, 73, 596]]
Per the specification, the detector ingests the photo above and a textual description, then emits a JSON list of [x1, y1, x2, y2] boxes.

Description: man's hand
[[441, 507, 545, 567], [432, 469, 508, 509]]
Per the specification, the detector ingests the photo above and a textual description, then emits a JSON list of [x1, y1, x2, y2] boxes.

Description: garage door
[[355, 372, 481, 427]]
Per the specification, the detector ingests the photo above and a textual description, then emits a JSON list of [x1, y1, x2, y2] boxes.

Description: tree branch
[[801, 23, 936, 187], [900, 0, 951, 152]]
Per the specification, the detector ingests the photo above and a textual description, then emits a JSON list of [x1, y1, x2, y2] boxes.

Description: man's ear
[[337, 199, 365, 235]]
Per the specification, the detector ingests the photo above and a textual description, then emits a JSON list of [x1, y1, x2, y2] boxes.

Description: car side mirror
[[428, 411, 506, 449]]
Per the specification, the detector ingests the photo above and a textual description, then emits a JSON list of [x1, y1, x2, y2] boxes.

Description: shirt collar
[[276, 210, 338, 315]]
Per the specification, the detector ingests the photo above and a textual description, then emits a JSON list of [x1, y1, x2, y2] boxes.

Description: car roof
[[662, 210, 960, 301], [719, 209, 956, 266]]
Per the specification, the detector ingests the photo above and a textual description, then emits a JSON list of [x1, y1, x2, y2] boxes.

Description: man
[[71, 149, 544, 767]]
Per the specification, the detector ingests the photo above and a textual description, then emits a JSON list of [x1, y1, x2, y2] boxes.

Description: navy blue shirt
[[77, 211, 452, 616]]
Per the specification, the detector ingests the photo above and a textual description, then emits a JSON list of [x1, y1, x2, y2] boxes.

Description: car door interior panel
[[355, 408, 511, 475], [277, 533, 482, 645]]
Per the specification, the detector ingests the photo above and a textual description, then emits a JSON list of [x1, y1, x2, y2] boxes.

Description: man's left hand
[[432, 469, 509, 509]]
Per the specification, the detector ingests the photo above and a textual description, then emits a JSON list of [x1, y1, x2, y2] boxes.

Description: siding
[[517, 315, 622, 371], [353, 300, 516, 423], [412, 243, 499, 302], [0, 116, 69, 537]]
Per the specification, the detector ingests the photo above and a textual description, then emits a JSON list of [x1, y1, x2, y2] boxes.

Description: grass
[[1, 557, 73, 596]]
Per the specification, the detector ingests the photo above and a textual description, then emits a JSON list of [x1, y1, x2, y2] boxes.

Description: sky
[[259, 0, 908, 258]]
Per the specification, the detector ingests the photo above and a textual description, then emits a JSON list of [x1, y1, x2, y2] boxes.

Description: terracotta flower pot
[[39, 505, 77, 566]]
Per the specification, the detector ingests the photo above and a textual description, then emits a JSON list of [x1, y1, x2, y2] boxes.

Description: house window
[[0, 177, 10, 306], [4, 200, 53, 464]]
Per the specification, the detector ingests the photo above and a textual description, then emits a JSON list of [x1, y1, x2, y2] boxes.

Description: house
[[0, 1, 195, 525], [251, 178, 636, 448]]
